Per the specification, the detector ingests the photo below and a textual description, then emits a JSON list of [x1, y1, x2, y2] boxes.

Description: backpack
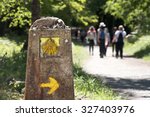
[[100, 31, 105, 40], [118, 32, 123, 43]]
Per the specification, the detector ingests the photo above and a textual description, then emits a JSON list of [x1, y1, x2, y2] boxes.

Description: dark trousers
[[81, 36, 85, 43], [99, 39, 105, 57], [89, 40, 94, 54], [115, 42, 124, 58]]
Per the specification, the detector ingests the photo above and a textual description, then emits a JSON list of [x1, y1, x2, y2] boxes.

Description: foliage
[[0, 51, 26, 82], [104, 0, 150, 33], [0, 0, 31, 28], [0, 35, 24, 56], [41, 0, 98, 26], [0, 89, 24, 100], [125, 35, 150, 60], [125, 34, 139, 44], [0, 36, 26, 99], [0, 0, 99, 28]]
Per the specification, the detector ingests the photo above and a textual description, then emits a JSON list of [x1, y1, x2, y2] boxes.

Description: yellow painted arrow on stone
[[40, 77, 59, 95]]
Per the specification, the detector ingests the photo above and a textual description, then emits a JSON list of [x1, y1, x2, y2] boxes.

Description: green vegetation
[[72, 42, 88, 65], [0, 36, 26, 100], [72, 41, 121, 100], [0, 0, 98, 28], [105, 0, 150, 33], [0, 34, 25, 56], [0, 0, 31, 28], [125, 35, 150, 61]]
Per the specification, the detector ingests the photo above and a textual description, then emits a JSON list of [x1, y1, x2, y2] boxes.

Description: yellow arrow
[[40, 77, 59, 95]]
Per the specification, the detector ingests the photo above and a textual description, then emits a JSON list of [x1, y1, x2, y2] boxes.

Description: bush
[[0, 35, 26, 99], [0, 89, 24, 100], [126, 34, 138, 44], [125, 35, 150, 59], [0, 51, 26, 82]]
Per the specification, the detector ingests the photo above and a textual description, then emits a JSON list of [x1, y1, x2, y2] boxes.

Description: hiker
[[113, 25, 126, 59], [104, 28, 110, 56], [97, 22, 106, 58], [111, 26, 117, 57], [80, 29, 86, 43], [87, 26, 96, 55]]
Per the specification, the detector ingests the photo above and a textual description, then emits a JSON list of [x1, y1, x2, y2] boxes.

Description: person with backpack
[[97, 22, 106, 58], [113, 25, 126, 59]]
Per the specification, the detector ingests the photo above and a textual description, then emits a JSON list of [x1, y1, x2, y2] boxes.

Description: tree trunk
[[23, 0, 40, 51], [31, 0, 40, 23]]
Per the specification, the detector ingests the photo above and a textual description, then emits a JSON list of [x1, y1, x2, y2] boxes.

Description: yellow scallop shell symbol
[[41, 37, 59, 56]]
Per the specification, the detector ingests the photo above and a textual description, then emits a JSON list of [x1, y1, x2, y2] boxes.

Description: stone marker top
[[30, 17, 67, 30]]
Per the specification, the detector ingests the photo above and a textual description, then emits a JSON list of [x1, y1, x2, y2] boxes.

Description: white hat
[[99, 22, 106, 27], [119, 25, 124, 30]]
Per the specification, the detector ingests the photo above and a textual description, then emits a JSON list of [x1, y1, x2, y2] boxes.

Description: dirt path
[[83, 46, 150, 100]]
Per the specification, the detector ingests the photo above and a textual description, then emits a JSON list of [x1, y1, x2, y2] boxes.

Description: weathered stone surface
[[30, 17, 66, 30], [25, 17, 74, 100]]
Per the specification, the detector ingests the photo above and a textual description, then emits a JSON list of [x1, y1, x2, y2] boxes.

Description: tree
[[31, 0, 40, 23], [0, 0, 31, 28], [0, 0, 100, 28], [104, 0, 150, 33], [40, 0, 98, 27]]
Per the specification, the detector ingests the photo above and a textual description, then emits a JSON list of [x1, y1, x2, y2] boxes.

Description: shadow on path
[[123, 55, 134, 58], [103, 77, 150, 90], [101, 76, 150, 99], [83, 46, 150, 99]]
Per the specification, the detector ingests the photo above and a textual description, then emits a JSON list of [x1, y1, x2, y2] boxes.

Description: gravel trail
[[83, 46, 150, 99]]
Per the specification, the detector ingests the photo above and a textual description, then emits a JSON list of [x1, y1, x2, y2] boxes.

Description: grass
[[0, 36, 26, 81], [72, 40, 121, 100], [0, 37, 22, 56], [124, 35, 150, 61], [73, 64, 120, 100], [0, 35, 26, 100], [72, 41, 88, 65]]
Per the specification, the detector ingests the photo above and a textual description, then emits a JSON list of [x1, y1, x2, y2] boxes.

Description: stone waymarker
[[25, 17, 74, 100]]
